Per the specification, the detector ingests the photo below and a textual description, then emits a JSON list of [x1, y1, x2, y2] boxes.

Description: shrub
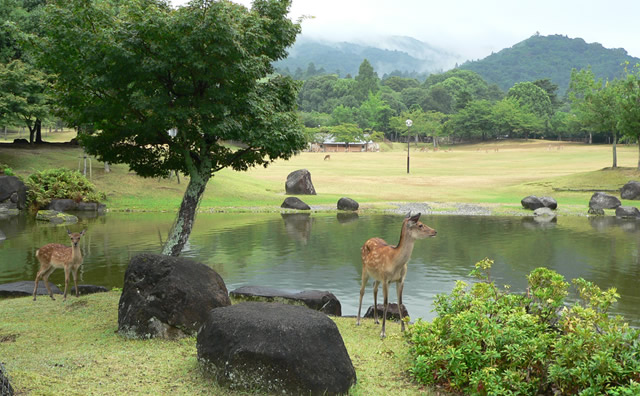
[[406, 258, 640, 395], [25, 168, 106, 210], [0, 163, 15, 176]]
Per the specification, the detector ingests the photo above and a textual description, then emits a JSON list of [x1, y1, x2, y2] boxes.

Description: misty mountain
[[274, 35, 461, 78], [458, 34, 640, 95]]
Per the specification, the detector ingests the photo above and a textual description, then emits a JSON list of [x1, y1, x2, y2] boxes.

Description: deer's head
[[405, 212, 437, 240], [66, 228, 86, 247]]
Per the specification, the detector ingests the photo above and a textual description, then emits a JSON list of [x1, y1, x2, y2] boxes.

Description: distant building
[[319, 136, 379, 152]]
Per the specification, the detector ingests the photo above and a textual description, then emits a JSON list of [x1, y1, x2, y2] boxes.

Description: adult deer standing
[[357, 213, 436, 338], [33, 229, 86, 301]]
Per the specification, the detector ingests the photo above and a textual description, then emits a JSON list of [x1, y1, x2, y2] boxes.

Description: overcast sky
[[170, 0, 640, 62]]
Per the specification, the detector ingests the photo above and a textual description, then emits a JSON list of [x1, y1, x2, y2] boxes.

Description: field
[[2, 131, 640, 213]]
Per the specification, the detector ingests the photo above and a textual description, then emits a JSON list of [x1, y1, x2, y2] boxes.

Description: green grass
[[2, 138, 640, 213], [0, 292, 433, 395]]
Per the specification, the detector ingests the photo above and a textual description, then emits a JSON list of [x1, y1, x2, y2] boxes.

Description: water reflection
[[1, 212, 639, 326]]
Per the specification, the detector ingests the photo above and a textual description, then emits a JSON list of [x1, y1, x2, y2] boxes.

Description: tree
[[446, 100, 494, 141], [329, 123, 364, 151], [354, 59, 379, 102], [0, 59, 50, 143], [616, 64, 640, 170], [38, 0, 305, 256]]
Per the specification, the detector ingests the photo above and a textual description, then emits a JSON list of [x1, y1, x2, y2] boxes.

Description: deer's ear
[[409, 213, 421, 223], [80, 229, 86, 236], [66, 228, 71, 235], [405, 211, 412, 219]]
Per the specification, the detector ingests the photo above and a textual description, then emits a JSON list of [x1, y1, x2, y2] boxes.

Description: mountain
[[458, 34, 640, 95], [274, 35, 461, 78]]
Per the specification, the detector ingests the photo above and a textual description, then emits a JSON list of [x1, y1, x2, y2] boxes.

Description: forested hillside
[[274, 36, 459, 79], [458, 34, 640, 95]]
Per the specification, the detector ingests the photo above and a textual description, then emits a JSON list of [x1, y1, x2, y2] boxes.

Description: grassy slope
[[0, 292, 431, 396], [2, 136, 640, 213]]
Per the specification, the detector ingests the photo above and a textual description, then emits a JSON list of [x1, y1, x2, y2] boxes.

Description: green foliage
[[407, 259, 640, 395], [0, 163, 15, 176], [25, 168, 106, 210], [459, 34, 638, 95]]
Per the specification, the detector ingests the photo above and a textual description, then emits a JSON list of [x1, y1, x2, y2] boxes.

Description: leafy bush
[[406, 258, 640, 395], [26, 168, 106, 210], [0, 163, 15, 176]]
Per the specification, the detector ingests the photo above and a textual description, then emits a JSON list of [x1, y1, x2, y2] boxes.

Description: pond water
[[1, 212, 639, 326]]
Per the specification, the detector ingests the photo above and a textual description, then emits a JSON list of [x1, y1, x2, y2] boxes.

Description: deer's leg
[[397, 280, 405, 332], [381, 281, 389, 338], [42, 266, 57, 300], [372, 280, 380, 324], [357, 272, 369, 326], [63, 265, 71, 301], [72, 266, 80, 298], [32, 265, 49, 301]]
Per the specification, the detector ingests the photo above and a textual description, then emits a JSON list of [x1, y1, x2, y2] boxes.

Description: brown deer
[[324, 154, 331, 160], [33, 229, 86, 301], [357, 213, 436, 338]]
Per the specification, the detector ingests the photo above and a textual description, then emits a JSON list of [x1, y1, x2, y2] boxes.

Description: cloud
[[170, 0, 640, 62]]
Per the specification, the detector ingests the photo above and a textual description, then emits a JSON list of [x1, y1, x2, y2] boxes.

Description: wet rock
[[337, 197, 359, 211], [521, 196, 544, 210], [615, 206, 640, 218], [589, 192, 621, 210], [230, 286, 341, 316], [35, 210, 78, 224], [539, 196, 558, 210], [621, 181, 640, 200], [197, 302, 356, 395], [534, 207, 556, 218], [0, 176, 27, 210], [364, 303, 409, 321], [0, 281, 62, 298], [281, 197, 311, 210]]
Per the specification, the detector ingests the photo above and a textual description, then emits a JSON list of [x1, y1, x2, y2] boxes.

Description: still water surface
[[1, 212, 639, 325]]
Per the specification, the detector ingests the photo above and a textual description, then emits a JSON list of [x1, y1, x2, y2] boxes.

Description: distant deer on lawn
[[357, 213, 436, 338], [33, 229, 86, 301], [324, 154, 331, 160]]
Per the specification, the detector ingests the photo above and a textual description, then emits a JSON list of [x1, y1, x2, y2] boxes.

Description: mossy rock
[[35, 210, 78, 224]]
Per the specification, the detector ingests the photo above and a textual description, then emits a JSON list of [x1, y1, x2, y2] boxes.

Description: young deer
[[33, 229, 86, 301], [357, 213, 436, 338]]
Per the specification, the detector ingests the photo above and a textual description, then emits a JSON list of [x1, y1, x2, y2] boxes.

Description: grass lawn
[[2, 137, 640, 213], [0, 292, 434, 395]]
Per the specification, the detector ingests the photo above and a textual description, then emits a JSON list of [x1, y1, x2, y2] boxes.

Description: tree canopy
[[37, 0, 305, 255]]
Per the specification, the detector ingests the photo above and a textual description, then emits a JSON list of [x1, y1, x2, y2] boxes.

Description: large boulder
[[589, 192, 621, 210], [229, 286, 341, 316], [534, 207, 556, 218], [0, 175, 27, 210], [197, 302, 356, 395], [281, 197, 311, 210], [285, 169, 316, 195], [118, 253, 231, 339], [615, 206, 640, 218], [621, 181, 640, 200], [539, 196, 558, 210], [521, 196, 544, 210], [337, 197, 359, 211]]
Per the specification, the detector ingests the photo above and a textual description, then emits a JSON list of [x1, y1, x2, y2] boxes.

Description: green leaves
[[407, 259, 640, 395], [25, 168, 106, 210]]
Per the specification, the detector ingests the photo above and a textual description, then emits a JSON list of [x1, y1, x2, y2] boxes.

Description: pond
[[1, 212, 639, 326]]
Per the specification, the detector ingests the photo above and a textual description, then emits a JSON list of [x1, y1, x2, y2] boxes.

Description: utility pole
[[406, 119, 412, 174]]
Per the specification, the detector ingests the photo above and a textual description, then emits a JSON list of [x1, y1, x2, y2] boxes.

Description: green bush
[[26, 168, 106, 210], [0, 163, 15, 176], [406, 258, 640, 395]]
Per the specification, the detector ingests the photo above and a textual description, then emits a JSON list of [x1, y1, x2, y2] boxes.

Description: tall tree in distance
[[354, 59, 379, 102], [616, 63, 640, 170], [38, 0, 305, 256]]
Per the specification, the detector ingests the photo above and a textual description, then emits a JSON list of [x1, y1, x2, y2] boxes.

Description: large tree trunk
[[612, 132, 617, 168], [35, 119, 43, 143], [162, 164, 211, 256]]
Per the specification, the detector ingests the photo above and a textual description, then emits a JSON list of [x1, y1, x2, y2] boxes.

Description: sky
[[170, 0, 640, 63]]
